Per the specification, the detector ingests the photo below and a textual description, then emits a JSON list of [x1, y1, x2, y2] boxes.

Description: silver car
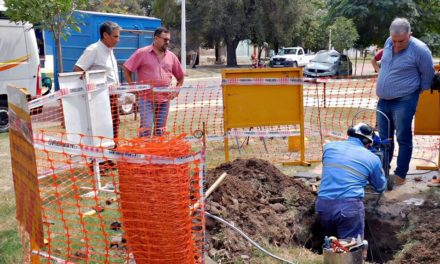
[[303, 50, 352, 77]]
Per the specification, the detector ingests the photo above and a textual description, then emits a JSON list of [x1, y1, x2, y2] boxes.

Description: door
[[339, 55, 350, 75], [297, 48, 304, 66]]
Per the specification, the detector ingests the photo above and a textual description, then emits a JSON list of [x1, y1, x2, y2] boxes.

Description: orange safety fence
[[31, 132, 204, 263], [8, 73, 439, 263], [117, 136, 203, 264], [28, 76, 439, 166]]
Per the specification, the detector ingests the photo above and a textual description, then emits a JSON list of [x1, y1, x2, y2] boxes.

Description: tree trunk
[[274, 42, 280, 55], [55, 35, 64, 73], [215, 41, 221, 64], [225, 38, 240, 67], [257, 46, 263, 60]]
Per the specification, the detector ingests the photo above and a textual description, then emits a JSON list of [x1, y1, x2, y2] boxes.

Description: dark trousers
[[315, 198, 365, 239], [376, 92, 419, 178], [110, 94, 120, 140]]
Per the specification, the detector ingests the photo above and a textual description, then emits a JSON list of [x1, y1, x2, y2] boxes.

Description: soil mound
[[205, 158, 318, 261], [394, 197, 440, 263]]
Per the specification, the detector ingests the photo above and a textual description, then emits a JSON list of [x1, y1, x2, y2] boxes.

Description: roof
[[77, 10, 160, 21]]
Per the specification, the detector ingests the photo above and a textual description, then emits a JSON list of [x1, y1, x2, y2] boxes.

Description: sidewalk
[[185, 64, 245, 79]]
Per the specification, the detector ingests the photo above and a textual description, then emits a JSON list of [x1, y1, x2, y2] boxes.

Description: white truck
[[269, 47, 314, 68], [0, 3, 42, 132]]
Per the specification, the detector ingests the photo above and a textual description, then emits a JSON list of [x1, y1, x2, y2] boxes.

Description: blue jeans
[[139, 99, 170, 137], [376, 92, 419, 178], [316, 198, 365, 239]]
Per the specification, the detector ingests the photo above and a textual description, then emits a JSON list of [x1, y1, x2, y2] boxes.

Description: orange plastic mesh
[[117, 136, 201, 264], [10, 75, 439, 263]]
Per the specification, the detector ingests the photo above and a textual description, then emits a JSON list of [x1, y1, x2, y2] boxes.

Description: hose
[[205, 212, 297, 264], [394, 156, 438, 175]]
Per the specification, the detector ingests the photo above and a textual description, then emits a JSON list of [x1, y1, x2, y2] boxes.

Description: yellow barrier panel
[[414, 65, 440, 170], [7, 85, 43, 263], [221, 68, 309, 166], [415, 65, 440, 135]]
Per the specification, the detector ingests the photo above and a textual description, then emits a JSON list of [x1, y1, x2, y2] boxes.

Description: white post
[[328, 29, 332, 50], [181, 0, 186, 70]]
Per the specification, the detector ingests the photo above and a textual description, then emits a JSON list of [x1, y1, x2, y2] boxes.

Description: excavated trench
[[304, 199, 405, 263], [363, 202, 405, 263], [205, 158, 439, 263]]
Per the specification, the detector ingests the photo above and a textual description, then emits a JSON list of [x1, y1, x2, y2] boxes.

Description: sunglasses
[[157, 36, 171, 42]]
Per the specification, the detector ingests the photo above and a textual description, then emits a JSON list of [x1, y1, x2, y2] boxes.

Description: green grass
[[0, 132, 23, 263], [0, 229, 22, 264], [249, 245, 322, 264]]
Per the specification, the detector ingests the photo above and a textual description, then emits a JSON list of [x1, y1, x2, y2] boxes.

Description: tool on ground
[[323, 235, 366, 255], [110, 221, 122, 231], [82, 205, 105, 216], [105, 197, 117, 205], [191, 172, 228, 213]]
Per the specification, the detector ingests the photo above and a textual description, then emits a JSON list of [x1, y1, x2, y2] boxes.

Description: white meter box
[[59, 70, 114, 147]]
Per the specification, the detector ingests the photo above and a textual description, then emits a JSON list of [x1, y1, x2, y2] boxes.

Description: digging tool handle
[[192, 172, 228, 212], [206, 172, 228, 198]]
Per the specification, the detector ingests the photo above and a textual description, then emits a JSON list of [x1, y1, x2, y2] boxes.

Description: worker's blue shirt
[[376, 36, 434, 100], [318, 137, 387, 199]]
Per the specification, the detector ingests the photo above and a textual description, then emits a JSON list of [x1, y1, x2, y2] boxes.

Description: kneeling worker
[[316, 123, 387, 239]]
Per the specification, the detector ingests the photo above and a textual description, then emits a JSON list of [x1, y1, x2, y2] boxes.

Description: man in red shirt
[[123, 27, 184, 137], [371, 48, 383, 73]]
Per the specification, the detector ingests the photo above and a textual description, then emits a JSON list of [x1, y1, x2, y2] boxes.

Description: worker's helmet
[[347, 123, 374, 145]]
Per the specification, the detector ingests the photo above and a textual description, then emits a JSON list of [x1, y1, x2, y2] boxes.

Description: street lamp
[[146, 4, 152, 16], [181, 0, 186, 70]]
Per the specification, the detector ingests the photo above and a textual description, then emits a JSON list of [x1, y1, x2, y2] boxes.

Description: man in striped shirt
[[376, 18, 434, 186]]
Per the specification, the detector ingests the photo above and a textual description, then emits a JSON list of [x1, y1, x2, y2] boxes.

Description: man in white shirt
[[74, 21, 121, 139]]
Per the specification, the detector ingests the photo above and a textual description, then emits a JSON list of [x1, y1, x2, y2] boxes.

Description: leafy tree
[[328, 17, 358, 52], [150, 0, 180, 29], [187, 0, 223, 62], [187, 0, 316, 65], [5, 0, 86, 72], [412, 0, 440, 55], [255, 0, 309, 54], [420, 33, 440, 56], [291, 0, 328, 52], [186, 0, 257, 66], [327, 0, 419, 48], [411, 0, 440, 36], [83, 0, 145, 15]]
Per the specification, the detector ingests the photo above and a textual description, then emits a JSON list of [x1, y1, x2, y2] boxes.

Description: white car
[[270, 47, 314, 68]]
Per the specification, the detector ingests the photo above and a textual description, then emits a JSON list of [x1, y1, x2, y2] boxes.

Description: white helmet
[[349, 123, 374, 144]]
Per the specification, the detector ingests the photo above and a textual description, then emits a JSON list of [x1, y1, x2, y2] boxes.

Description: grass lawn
[[0, 132, 23, 264]]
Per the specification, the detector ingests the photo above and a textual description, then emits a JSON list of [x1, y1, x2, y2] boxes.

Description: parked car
[[269, 47, 314, 68], [303, 50, 352, 77]]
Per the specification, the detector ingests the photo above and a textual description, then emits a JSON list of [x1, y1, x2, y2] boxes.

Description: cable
[[205, 212, 297, 264], [410, 157, 438, 166], [406, 171, 436, 175], [394, 156, 438, 175], [365, 218, 384, 264]]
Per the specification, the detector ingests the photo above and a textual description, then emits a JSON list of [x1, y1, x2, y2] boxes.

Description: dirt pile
[[205, 158, 318, 261], [363, 190, 440, 264], [393, 193, 440, 264]]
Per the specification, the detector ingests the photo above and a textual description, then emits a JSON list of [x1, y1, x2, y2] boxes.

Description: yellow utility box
[[414, 65, 440, 170], [222, 68, 308, 165]]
